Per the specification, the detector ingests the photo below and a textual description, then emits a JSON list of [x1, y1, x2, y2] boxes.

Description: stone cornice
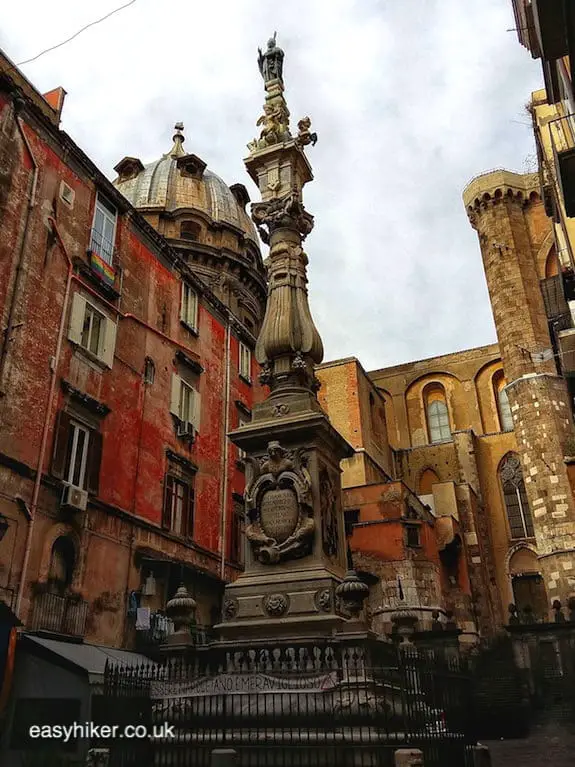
[[165, 448, 198, 473], [175, 350, 204, 376], [61, 380, 111, 417]]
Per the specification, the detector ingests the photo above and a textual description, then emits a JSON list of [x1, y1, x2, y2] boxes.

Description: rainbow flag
[[90, 251, 116, 285]]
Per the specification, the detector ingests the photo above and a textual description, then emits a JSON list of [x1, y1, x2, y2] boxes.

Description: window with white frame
[[81, 303, 105, 357], [239, 342, 251, 382], [170, 375, 201, 431], [90, 195, 117, 265], [65, 420, 90, 489], [180, 283, 198, 331], [427, 400, 451, 443], [180, 380, 195, 424], [68, 293, 117, 368], [52, 411, 103, 494]]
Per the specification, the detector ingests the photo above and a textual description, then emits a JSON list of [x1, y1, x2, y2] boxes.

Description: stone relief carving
[[245, 441, 314, 565], [320, 467, 339, 559], [264, 593, 289, 617], [251, 192, 314, 241], [272, 403, 290, 417], [315, 588, 332, 613], [223, 598, 239, 621]]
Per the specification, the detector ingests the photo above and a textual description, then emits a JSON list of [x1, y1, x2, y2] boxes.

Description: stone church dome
[[112, 123, 267, 331]]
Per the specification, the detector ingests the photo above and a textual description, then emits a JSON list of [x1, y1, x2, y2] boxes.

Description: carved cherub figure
[[296, 116, 318, 147]]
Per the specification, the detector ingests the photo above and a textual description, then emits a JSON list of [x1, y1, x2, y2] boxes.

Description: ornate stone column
[[217, 37, 360, 640]]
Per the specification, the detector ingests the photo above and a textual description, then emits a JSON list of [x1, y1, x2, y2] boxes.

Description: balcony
[[551, 115, 575, 218], [28, 591, 88, 638], [87, 229, 117, 286], [532, 0, 568, 61]]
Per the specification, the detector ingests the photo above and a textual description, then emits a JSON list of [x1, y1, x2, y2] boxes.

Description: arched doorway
[[508, 546, 547, 621]]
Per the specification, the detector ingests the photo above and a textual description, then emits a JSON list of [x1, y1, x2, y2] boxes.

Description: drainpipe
[[0, 110, 39, 392], [15, 219, 73, 617], [219, 314, 232, 581]]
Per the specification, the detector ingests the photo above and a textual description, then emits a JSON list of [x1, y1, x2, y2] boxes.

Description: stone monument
[[216, 36, 366, 641]]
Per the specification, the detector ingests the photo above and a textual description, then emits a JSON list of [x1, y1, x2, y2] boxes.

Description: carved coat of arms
[[244, 441, 314, 564]]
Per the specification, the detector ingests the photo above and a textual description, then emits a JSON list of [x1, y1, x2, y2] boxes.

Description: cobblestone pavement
[[485, 717, 575, 767]]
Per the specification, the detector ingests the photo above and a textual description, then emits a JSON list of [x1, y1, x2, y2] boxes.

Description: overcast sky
[[1, 1, 543, 371]]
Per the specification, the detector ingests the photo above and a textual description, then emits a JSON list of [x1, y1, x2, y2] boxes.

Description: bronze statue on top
[[258, 32, 284, 84]]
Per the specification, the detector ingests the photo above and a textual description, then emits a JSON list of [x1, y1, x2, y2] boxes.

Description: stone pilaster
[[463, 170, 575, 609]]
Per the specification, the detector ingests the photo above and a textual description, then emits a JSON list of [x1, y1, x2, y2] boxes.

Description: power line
[[16, 0, 138, 67]]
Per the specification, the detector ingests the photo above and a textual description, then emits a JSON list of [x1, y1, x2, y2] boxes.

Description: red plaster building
[[0, 49, 266, 650]]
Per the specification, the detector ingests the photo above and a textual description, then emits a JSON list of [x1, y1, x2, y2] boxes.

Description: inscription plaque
[[260, 487, 298, 543]]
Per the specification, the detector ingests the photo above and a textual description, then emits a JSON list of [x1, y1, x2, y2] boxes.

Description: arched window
[[545, 245, 559, 278], [180, 220, 201, 241], [500, 453, 534, 539], [419, 468, 440, 495], [48, 536, 75, 591], [493, 371, 513, 432], [424, 385, 451, 444]]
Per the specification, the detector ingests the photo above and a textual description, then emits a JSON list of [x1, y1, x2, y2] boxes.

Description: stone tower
[[216, 36, 365, 640], [463, 170, 575, 610]]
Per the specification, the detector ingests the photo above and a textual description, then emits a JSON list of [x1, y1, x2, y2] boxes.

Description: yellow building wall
[[316, 357, 392, 489]]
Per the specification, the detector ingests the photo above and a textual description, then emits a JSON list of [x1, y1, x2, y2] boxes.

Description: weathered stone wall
[[464, 170, 575, 608]]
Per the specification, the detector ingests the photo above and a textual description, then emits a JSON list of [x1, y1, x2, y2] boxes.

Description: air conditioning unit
[[61, 484, 88, 512], [177, 421, 194, 438]]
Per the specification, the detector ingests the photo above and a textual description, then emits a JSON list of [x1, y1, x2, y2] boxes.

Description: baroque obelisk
[[217, 35, 367, 640]]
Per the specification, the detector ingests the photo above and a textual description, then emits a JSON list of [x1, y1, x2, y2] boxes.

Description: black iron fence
[[28, 591, 88, 637], [98, 641, 475, 767]]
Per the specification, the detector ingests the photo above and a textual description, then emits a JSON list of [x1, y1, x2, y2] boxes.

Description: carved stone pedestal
[[216, 409, 354, 640]]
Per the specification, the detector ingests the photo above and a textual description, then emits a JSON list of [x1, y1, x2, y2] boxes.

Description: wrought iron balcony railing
[[88, 228, 115, 266], [28, 591, 88, 637]]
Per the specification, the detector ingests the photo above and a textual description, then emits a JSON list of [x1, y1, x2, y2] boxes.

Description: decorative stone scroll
[[320, 467, 339, 559], [245, 441, 314, 565]]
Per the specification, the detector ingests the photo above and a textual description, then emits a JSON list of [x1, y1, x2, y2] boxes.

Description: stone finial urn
[[336, 571, 369, 617], [391, 610, 419, 645], [165, 584, 196, 635]]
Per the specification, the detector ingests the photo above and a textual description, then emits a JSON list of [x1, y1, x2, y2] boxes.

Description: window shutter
[[162, 476, 173, 529], [52, 410, 72, 479], [86, 430, 103, 495], [187, 482, 195, 539], [101, 318, 117, 368], [68, 293, 86, 345], [170, 375, 181, 417], [192, 388, 201, 433], [191, 289, 198, 330], [180, 283, 186, 323]]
